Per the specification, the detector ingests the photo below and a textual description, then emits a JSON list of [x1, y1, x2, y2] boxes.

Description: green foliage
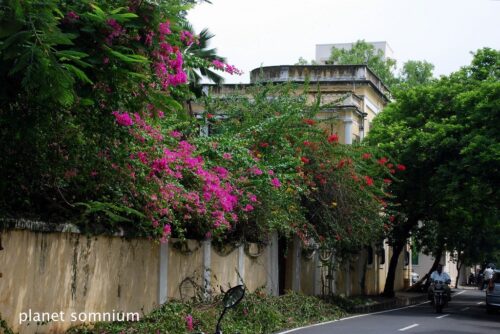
[[398, 60, 435, 87], [367, 48, 500, 265], [328, 40, 398, 88], [67, 291, 347, 334], [0, 0, 200, 233]]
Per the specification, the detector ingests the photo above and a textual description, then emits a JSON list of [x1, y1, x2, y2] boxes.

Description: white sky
[[187, 0, 500, 84]]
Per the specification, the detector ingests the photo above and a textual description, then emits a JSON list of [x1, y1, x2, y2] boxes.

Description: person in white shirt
[[429, 264, 451, 301], [483, 266, 494, 290]]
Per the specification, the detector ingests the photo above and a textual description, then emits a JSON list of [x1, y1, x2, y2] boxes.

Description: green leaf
[[56, 50, 89, 59], [90, 4, 106, 18], [43, 32, 76, 46], [108, 49, 148, 63], [1, 30, 31, 51], [0, 20, 24, 39], [79, 98, 94, 106], [63, 64, 93, 84], [8, 52, 30, 75]]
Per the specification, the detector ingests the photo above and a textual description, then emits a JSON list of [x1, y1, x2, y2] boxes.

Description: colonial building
[[196, 64, 390, 145]]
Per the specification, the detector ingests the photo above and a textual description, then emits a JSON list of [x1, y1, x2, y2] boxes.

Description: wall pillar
[[345, 260, 351, 296], [158, 242, 169, 305], [202, 239, 211, 299], [266, 232, 279, 296], [313, 251, 322, 295], [344, 118, 353, 145], [292, 236, 301, 292], [237, 244, 245, 285]]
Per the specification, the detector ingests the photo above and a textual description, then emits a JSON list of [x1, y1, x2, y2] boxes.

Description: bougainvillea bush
[[0, 0, 244, 238], [0, 1, 403, 248], [198, 84, 404, 252]]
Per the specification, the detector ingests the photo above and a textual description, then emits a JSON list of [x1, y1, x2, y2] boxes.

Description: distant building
[[315, 41, 394, 64]]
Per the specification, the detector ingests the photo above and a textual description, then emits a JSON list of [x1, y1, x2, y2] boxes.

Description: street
[[279, 289, 500, 334]]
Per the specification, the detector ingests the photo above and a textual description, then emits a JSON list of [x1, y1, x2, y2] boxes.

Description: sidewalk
[[351, 291, 428, 313]]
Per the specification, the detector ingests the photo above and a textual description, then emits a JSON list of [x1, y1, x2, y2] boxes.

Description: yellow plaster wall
[[0, 230, 159, 334]]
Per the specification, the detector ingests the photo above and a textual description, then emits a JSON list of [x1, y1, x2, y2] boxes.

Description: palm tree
[[182, 23, 225, 98]]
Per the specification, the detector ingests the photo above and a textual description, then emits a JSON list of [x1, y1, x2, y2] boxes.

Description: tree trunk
[[382, 218, 416, 297], [455, 254, 463, 288], [423, 248, 443, 291], [382, 241, 405, 297]]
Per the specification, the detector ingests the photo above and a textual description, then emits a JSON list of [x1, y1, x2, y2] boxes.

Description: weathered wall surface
[[0, 229, 159, 334], [0, 227, 271, 334], [286, 240, 410, 297]]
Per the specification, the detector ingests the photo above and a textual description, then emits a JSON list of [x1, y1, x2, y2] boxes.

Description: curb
[[352, 294, 428, 313]]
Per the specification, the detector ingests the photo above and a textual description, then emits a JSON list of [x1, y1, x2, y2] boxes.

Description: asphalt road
[[279, 289, 500, 334]]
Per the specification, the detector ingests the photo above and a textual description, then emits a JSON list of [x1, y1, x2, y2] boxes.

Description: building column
[[344, 118, 353, 145]]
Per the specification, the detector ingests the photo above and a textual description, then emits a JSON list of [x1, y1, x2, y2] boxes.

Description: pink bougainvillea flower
[[170, 130, 182, 139], [222, 153, 232, 160], [362, 153, 372, 160], [180, 30, 196, 46], [112, 111, 134, 126], [268, 170, 274, 176], [242, 204, 254, 212], [225, 63, 243, 75], [158, 21, 171, 36], [396, 164, 406, 171], [271, 178, 281, 188], [185, 314, 194, 331], [163, 224, 172, 236], [248, 194, 257, 202], [213, 166, 229, 179], [212, 59, 225, 70], [249, 166, 263, 176], [301, 156, 310, 164], [168, 71, 188, 86], [303, 118, 316, 125], [383, 178, 392, 184]]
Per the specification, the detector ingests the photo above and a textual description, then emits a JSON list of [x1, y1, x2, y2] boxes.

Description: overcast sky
[[187, 0, 500, 84]]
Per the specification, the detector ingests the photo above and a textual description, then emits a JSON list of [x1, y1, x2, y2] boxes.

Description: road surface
[[279, 289, 500, 334]]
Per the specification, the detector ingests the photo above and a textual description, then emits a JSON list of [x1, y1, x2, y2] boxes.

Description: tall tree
[[366, 48, 500, 296], [398, 60, 435, 87]]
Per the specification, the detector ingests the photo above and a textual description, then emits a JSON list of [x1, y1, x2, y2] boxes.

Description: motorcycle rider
[[429, 264, 451, 302], [483, 265, 494, 290]]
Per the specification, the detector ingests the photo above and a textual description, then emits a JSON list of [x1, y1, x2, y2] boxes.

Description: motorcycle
[[430, 279, 450, 313]]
